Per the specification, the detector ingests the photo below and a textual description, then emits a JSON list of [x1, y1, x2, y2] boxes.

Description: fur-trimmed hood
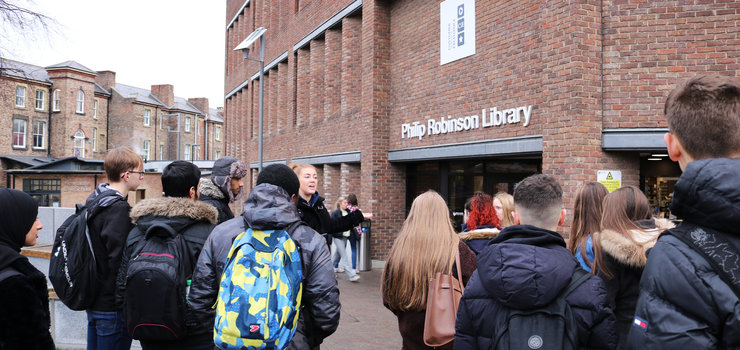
[[131, 196, 218, 225], [458, 227, 501, 241], [199, 177, 226, 201], [598, 218, 675, 268]]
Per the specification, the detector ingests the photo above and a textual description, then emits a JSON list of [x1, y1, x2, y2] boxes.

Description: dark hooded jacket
[[297, 192, 364, 246], [188, 184, 341, 349], [199, 177, 234, 224], [627, 158, 740, 349], [0, 188, 55, 350], [455, 225, 617, 350], [458, 226, 500, 255], [115, 196, 217, 344], [85, 183, 132, 311]]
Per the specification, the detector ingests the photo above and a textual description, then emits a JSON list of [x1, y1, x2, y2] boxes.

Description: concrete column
[[342, 16, 362, 117], [309, 39, 325, 123], [325, 27, 342, 119]]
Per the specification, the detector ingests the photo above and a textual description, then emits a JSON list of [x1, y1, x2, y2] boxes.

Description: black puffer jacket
[[116, 196, 217, 344], [0, 259, 55, 350], [298, 193, 364, 246], [199, 177, 234, 224], [455, 225, 617, 349], [627, 158, 740, 349], [189, 184, 341, 349]]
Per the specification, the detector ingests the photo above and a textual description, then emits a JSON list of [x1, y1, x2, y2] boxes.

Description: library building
[[223, 0, 737, 258]]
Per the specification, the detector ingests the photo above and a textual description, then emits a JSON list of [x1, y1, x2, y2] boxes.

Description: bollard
[[358, 220, 372, 271]]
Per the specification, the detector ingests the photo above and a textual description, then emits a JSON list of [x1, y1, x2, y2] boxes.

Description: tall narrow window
[[12, 119, 27, 148], [16, 86, 26, 107], [144, 109, 151, 126], [185, 116, 191, 132], [215, 150, 221, 158], [93, 100, 98, 118], [143, 140, 151, 161], [159, 144, 164, 160], [35, 90, 45, 110], [92, 127, 97, 151], [33, 121, 45, 149], [74, 129, 85, 157], [215, 125, 221, 141], [52, 89, 60, 111], [76, 90, 85, 114], [184, 144, 191, 160]]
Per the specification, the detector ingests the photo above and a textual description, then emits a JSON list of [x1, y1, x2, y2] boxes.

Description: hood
[[211, 157, 247, 202], [477, 225, 577, 309], [85, 183, 125, 208], [242, 183, 302, 230], [598, 218, 675, 268], [199, 177, 226, 201], [670, 158, 740, 233], [459, 227, 500, 241], [131, 197, 218, 233]]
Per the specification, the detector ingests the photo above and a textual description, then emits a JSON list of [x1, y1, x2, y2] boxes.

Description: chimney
[[188, 97, 209, 115], [151, 84, 174, 107], [96, 71, 116, 92]]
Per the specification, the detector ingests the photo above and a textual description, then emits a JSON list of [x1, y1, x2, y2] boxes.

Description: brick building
[[223, 0, 738, 259], [1, 58, 225, 204]]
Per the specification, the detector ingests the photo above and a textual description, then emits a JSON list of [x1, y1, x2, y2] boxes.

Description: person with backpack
[[626, 75, 740, 349], [116, 160, 217, 350], [189, 164, 340, 350], [84, 147, 143, 350], [199, 156, 248, 224], [455, 174, 617, 350], [0, 188, 55, 350]]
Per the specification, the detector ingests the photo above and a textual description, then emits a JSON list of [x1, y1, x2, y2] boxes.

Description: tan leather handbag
[[423, 250, 464, 347]]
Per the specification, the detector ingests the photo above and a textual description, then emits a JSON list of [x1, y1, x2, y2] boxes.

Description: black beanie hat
[[256, 164, 300, 196]]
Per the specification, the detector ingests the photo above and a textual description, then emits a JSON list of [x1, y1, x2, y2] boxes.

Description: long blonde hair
[[494, 192, 515, 227], [382, 190, 460, 312]]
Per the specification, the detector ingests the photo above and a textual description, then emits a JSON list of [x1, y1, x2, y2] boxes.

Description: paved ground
[[321, 267, 402, 350]]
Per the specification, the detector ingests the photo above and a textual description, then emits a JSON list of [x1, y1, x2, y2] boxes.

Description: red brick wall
[[0, 76, 51, 157]]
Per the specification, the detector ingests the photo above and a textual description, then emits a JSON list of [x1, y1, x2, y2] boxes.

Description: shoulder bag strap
[[455, 249, 464, 293], [663, 224, 740, 299], [0, 267, 22, 283]]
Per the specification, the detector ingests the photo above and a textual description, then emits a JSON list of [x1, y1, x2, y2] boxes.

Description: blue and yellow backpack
[[214, 223, 303, 350]]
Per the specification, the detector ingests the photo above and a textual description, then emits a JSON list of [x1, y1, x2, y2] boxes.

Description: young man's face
[[230, 177, 244, 196], [121, 167, 144, 191]]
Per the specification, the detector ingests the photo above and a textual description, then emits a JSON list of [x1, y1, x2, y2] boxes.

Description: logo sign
[[401, 105, 533, 141], [597, 170, 622, 192], [440, 0, 476, 65]]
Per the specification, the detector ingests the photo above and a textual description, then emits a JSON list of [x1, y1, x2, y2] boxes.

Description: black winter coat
[[188, 184, 341, 349], [116, 196, 218, 344], [455, 225, 617, 350], [85, 184, 133, 312], [0, 259, 55, 350], [199, 177, 234, 224], [627, 158, 740, 349], [298, 193, 364, 246]]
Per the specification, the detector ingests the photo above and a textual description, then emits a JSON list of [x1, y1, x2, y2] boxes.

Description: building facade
[[223, 0, 737, 259]]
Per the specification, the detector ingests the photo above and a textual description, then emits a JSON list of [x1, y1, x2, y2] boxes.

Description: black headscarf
[[0, 188, 39, 270]]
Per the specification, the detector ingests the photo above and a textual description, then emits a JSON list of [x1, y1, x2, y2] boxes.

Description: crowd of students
[[1, 74, 739, 350]]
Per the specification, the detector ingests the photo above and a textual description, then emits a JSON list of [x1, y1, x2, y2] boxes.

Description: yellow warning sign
[[597, 170, 622, 193], [606, 172, 613, 180]]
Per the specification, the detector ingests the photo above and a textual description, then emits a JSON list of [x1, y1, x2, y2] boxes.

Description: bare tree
[[0, 0, 56, 62]]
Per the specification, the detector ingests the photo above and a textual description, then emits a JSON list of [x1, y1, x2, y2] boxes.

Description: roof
[[45, 60, 96, 75], [94, 82, 111, 96], [0, 155, 58, 168], [173, 96, 203, 114], [114, 83, 166, 106], [207, 108, 224, 123], [0, 58, 52, 84], [26, 156, 104, 171]]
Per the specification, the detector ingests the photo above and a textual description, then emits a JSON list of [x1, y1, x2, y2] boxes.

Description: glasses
[[122, 170, 145, 179]]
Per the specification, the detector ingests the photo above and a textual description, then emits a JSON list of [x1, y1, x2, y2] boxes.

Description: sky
[[2, 0, 227, 108]]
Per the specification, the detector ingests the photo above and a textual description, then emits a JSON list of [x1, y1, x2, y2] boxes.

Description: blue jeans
[[86, 310, 132, 350]]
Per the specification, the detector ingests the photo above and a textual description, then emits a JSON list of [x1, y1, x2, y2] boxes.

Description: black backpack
[[123, 223, 190, 341], [49, 190, 121, 311], [490, 269, 591, 350]]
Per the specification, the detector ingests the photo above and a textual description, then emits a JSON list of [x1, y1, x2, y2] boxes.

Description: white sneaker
[[349, 275, 360, 282], [334, 267, 345, 273]]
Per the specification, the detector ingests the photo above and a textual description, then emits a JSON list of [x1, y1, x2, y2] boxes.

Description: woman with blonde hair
[[382, 190, 476, 350], [493, 192, 515, 227]]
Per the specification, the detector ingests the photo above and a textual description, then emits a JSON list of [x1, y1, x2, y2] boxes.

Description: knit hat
[[211, 156, 248, 202], [256, 164, 300, 196]]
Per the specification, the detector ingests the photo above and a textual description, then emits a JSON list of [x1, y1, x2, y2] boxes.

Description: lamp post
[[234, 27, 267, 172]]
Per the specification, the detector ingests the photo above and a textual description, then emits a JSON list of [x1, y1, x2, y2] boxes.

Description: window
[[15, 86, 26, 107], [159, 144, 164, 160], [185, 116, 191, 132], [144, 109, 151, 126], [93, 100, 98, 118], [35, 90, 45, 110], [76, 90, 84, 114], [52, 89, 60, 111], [143, 140, 151, 161], [215, 150, 221, 158], [23, 179, 61, 207], [12, 119, 27, 148], [159, 114, 163, 129], [32, 121, 45, 149], [184, 144, 191, 160], [92, 127, 97, 151], [74, 129, 85, 157], [215, 125, 221, 141]]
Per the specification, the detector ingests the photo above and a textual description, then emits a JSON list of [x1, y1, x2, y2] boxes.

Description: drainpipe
[[204, 118, 209, 160]]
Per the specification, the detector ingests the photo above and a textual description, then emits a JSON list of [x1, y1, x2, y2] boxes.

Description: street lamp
[[234, 27, 266, 172]]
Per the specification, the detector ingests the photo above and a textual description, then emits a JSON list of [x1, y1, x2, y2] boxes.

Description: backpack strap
[[561, 268, 591, 299], [145, 223, 180, 239], [0, 267, 22, 283], [662, 223, 740, 299]]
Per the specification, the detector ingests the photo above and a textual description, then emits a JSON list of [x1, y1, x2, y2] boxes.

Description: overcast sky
[[3, 0, 227, 108]]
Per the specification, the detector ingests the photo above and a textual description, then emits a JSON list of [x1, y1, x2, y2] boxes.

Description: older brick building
[[1, 58, 225, 204], [223, 0, 739, 259]]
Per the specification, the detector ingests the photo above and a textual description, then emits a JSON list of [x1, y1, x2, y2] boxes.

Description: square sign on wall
[[440, 0, 476, 65]]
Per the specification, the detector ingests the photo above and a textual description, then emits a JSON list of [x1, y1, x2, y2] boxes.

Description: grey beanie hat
[[211, 156, 248, 202]]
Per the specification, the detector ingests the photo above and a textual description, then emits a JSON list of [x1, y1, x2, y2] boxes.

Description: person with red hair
[[459, 192, 502, 255]]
